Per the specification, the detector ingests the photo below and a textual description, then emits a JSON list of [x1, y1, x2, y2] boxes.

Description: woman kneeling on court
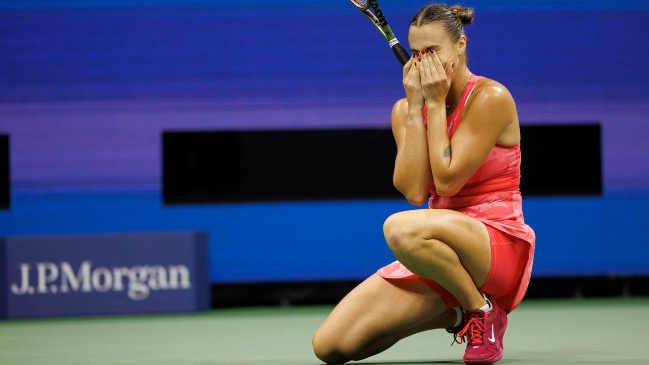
[[313, 3, 536, 365]]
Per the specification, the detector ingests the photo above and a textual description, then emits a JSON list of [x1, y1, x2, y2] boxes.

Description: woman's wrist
[[407, 113, 424, 125], [425, 101, 446, 120], [408, 103, 424, 116], [425, 100, 445, 110]]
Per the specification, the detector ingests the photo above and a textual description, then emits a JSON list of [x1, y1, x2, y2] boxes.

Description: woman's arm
[[420, 51, 516, 197], [391, 98, 432, 205], [391, 56, 435, 205]]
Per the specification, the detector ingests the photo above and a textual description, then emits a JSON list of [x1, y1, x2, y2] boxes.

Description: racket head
[[351, 0, 386, 38], [349, 0, 370, 11]]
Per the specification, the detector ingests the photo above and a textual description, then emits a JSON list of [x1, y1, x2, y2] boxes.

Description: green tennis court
[[1, 297, 646, 365]]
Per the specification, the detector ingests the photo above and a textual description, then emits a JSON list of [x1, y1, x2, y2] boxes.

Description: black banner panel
[[520, 124, 601, 196], [163, 124, 601, 204], [163, 129, 400, 204]]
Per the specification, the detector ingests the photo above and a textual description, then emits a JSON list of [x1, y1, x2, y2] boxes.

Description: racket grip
[[390, 42, 410, 67]]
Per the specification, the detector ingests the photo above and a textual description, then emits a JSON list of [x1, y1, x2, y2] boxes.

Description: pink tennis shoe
[[454, 296, 507, 365]]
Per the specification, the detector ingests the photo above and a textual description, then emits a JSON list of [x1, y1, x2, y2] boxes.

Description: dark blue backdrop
[[1, 0, 648, 282]]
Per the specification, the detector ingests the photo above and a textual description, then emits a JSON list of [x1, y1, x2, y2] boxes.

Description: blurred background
[[1, 0, 648, 309]]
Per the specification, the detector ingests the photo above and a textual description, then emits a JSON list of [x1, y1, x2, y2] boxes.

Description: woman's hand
[[402, 56, 424, 110], [419, 49, 455, 105]]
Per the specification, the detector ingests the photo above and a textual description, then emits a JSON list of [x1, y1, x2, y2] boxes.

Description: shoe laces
[[455, 311, 486, 346]]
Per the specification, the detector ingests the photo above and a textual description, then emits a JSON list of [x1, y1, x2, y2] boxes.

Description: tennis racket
[[350, 0, 410, 66]]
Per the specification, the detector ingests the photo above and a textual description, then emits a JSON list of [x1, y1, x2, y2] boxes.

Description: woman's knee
[[311, 324, 374, 364], [311, 328, 350, 364], [312, 331, 346, 364], [383, 212, 419, 253], [383, 212, 453, 258]]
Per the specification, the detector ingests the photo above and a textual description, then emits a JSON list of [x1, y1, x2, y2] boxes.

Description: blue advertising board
[[0, 231, 209, 318]]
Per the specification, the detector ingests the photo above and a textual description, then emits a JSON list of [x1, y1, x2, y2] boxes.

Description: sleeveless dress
[[378, 74, 536, 313]]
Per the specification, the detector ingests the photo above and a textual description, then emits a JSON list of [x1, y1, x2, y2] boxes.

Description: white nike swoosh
[[488, 324, 496, 342]]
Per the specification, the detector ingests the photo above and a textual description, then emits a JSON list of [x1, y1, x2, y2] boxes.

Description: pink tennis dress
[[378, 74, 536, 313]]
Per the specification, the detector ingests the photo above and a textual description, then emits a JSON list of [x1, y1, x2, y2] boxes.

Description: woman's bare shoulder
[[464, 77, 519, 144], [462, 77, 516, 122], [471, 77, 515, 106]]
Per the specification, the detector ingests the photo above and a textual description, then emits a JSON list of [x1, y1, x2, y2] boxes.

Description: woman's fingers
[[430, 50, 446, 79], [402, 53, 425, 107], [420, 51, 434, 83], [402, 56, 414, 80], [410, 58, 420, 78], [417, 49, 454, 103], [403, 54, 417, 84]]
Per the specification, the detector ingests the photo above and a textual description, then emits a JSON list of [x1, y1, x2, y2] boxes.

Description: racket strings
[[350, 0, 369, 10]]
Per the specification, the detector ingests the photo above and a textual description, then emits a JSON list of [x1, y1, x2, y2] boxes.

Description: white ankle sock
[[452, 307, 463, 327], [479, 293, 492, 312]]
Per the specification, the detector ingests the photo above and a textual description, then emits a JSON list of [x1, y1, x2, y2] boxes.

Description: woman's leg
[[350, 308, 458, 361], [312, 274, 457, 364], [383, 209, 492, 311]]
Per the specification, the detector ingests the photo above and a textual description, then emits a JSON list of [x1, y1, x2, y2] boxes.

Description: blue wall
[[1, 0, 648, 281], [1, 193, 648, 282]]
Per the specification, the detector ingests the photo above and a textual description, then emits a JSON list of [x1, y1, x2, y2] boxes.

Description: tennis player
[[313, 3, 535, 365]]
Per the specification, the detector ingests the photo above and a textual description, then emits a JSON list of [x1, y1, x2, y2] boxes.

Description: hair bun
[[450, 5, 474, 25]]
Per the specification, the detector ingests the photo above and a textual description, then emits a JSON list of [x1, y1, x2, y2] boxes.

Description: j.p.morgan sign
[[0, 232, 209, 318], [11, 261, 192, 300]]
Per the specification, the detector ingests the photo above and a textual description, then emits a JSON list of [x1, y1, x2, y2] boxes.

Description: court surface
[[0, 297, 646, 365]]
